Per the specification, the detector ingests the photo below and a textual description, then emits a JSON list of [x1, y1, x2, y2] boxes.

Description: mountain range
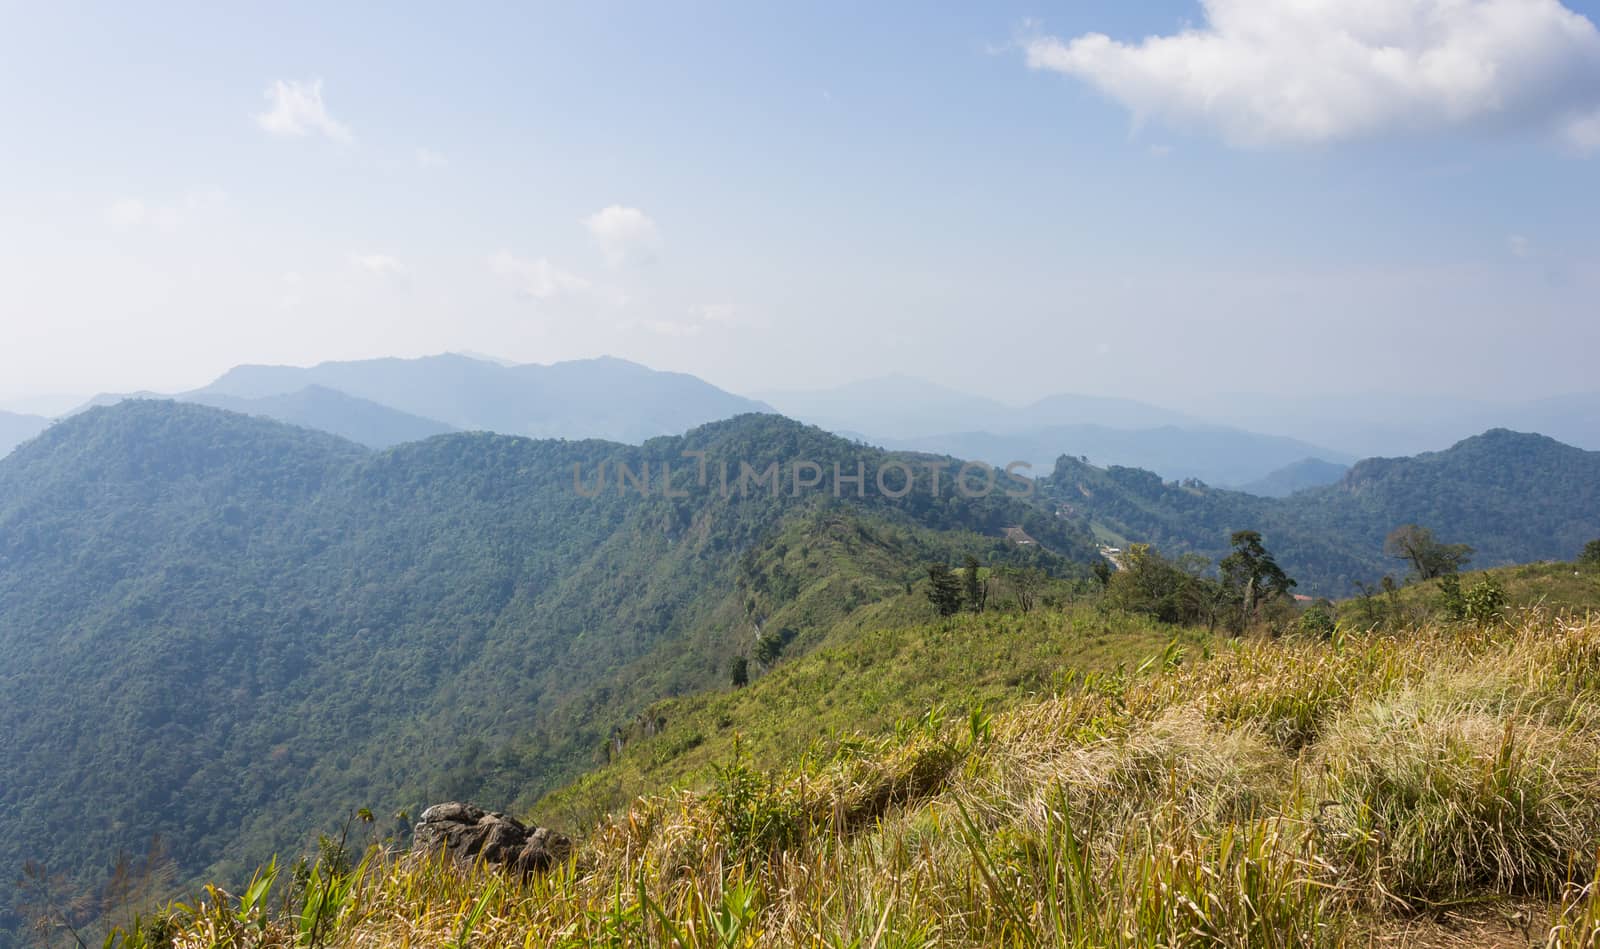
[[1043, 428, 1600, 595], [193, 353, 774, 443], [757, 375, 1354, 489], [2, 392, 1598, 943]]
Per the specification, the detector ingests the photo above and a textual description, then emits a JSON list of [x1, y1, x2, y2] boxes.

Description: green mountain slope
[[534, 599, 1193, 827], [0, 400, 1094, 941], [1043, 429, 1600, 595]]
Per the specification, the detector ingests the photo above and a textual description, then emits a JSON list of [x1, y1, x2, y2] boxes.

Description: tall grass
[[133, 611, 1600, 947]]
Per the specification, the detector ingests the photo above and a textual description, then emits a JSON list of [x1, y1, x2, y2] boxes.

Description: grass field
[[121, 595, 1600, 948]]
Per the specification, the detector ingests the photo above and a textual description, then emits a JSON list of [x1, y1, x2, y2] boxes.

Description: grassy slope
[[1362, 559, 1600, 619], [532, 599, 1195, 827], [146, 603, 1600, 947]]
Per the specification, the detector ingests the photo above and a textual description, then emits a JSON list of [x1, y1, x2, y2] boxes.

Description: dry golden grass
[[133, 610, 1600, 948]]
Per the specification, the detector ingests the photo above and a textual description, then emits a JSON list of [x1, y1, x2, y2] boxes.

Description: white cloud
[[584, 205, 661, 267], [637, 319, 706, 337], [631, 304, 746, 337], [1508, 234, 1535, 257], [488, 252, 626, 306], [1024, 0, 1600, 150], [105, 198, 148, 231], [352, 254, 404, 276], [256, 79, 353, 143], [688, 303, 740, 325], [104, 188, 228, 234], [416, 147, 448, 168]]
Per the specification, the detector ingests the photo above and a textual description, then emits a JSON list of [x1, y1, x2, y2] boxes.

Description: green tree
[[925, 563, 964, 617], [728, 655, 749, 688], [1106, 543, 1217, 626], [1580, 539, 1600, 568], [1384, 524, 1473, 580], [1437, 573, 1467, 621], [962, 554, 986, 613], [1219, 530, 1296, 630], [1091, 560, 1113, 589]]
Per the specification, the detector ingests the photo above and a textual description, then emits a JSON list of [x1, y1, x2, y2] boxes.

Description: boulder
[[411, 802, 572, 875]]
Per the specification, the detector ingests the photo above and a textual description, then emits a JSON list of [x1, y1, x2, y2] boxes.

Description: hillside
[[1043, 429, 1600, 596], [0, 401, 1095, 943], [194, 353, 772, 443], [128, 608, 1600, 947], [0, 409, 49, 458], [534, 600, 1195, 827]]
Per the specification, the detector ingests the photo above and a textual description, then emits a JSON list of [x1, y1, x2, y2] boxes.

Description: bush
[[1296, 605, 1337, 639], [1463, 577, 1507, 626]]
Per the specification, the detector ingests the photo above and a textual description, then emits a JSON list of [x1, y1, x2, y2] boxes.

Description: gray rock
[[411, 801, 572, 875]]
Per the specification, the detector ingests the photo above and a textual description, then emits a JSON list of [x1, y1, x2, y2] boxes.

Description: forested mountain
[[0, 401, 1091, 940], [185, 385, 457, 448], [0, 410, 49, 458], [1044, 429, 1600, 595], [192, 353, 772, 443]]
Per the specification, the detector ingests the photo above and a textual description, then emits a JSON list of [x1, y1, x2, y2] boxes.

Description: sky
[[2, 0, 1599, 412]]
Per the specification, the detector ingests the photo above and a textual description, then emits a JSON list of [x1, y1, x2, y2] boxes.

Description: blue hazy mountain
[[1237, 457, 1351, 498], [0, 411, 50, 459], [194, 353, 773, 444]]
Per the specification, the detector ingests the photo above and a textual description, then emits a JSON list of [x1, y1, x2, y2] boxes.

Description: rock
[[411, 802, 572, 875]]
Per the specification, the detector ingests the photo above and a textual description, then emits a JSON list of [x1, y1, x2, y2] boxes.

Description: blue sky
[[2, 1, 1598, 410]]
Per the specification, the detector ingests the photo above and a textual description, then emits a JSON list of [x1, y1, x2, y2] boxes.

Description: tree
[[1219, 530, 1295, 630], [997, 565, 1047, 613], [1091, 560, 1113, 589], [962, 554, 987, 612], [1384, 524, 1473, 580], [925, 563, 964, 617], [1580, 539, 1600, 568], [1107, 543, 1215, 626], [728, 655, 749, 688]]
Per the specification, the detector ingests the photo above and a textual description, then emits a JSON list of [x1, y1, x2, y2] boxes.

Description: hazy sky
[[3, 1, 1599, 409]]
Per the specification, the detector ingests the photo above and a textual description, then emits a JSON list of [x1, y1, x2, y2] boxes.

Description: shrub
[[1297, 605, 1337, 639], [1463, 577, 1508, 626]]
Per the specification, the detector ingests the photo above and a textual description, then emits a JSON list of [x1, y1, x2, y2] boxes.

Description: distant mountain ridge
[[1238, 457, 1350, 497], [1042, 428, 1600, 595], [758, 374, 1198, 439], [196, 353, 773, 443], [883, 425, 1349, 488], [760, 374, 1351, 486], [185, 386, 457, 448]]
